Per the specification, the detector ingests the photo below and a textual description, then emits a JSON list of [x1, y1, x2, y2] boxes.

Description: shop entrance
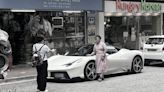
[[105, 15, 161, 50], [0, 12, 32, 64]]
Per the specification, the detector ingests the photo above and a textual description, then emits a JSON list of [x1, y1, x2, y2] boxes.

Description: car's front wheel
[[84, 61, 97, 81], [131, 56, 143, 73]]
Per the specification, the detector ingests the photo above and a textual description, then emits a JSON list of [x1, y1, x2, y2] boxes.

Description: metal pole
[[84, 11, 88, 44]]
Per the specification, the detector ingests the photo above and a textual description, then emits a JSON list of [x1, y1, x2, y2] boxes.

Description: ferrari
[[47, 44, 144, 81]]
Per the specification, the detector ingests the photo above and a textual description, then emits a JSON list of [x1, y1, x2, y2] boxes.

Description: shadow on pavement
[[145, 63, 164, 67], [47, 77, 85, 83], [105, 72, 132, 78], [47, 72, 140, 83]]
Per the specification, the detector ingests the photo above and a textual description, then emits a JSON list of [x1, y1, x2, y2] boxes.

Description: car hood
[[48, 55, 84, 66]]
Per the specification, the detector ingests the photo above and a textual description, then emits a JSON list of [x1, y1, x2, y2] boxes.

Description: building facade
[[104, 0, 164, 50], [0, 0, 103, 64]]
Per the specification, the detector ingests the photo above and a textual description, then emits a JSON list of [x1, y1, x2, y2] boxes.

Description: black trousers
[[36, 61, 48, 91]]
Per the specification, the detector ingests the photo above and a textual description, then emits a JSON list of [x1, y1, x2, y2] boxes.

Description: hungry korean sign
[[116, 0, 161, 13]]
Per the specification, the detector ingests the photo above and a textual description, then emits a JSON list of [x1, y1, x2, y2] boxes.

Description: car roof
[[149, 35, 164, 38]]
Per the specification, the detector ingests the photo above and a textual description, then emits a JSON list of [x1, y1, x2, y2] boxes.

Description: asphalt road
[[1, 65, 164, 92]]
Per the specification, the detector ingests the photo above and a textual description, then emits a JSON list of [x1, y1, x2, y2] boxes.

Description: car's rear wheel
[[84, 61, 97, 81], [131, 56, 143, 73]]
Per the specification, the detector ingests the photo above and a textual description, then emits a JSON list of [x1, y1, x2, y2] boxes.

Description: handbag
[[32, 44, 45, 66]]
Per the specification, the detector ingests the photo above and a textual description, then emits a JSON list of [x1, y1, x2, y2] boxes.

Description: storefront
[[104, 0, 164, 50], [0, 0, 103, 64]]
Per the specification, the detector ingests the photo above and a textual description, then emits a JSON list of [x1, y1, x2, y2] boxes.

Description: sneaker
[[3, 72, 8, 79], [101, 75, 104, 80], [98, 78, 102, 82], [100, 74, 104, 80]]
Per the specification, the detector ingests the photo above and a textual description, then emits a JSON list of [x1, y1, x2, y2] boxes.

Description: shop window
[[52, 12, 85, 54], [0, 11, 86, 64]]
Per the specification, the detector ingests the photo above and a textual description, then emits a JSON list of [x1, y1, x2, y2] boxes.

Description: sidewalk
[[0, 64, 36, 83]]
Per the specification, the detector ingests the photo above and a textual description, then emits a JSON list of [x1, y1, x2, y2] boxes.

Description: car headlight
[[64, 59, 82, 67]]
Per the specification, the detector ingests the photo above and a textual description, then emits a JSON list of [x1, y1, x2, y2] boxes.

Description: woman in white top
[[33, 35, 53, 92]]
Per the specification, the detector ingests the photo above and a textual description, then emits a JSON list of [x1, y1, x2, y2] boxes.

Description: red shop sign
[[116, 0, 140, 13]]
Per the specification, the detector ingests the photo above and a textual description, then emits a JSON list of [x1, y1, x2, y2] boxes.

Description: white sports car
[[48, 44, 144, 81]]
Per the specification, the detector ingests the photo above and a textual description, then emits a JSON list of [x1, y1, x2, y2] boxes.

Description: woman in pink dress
[[90, 35, 107, 81]]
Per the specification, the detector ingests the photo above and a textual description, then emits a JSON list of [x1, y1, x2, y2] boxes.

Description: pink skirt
[[96, 54, 107, 74]]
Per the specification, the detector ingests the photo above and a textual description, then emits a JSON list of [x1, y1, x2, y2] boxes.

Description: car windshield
[[67, 45, 93, 56], [66, 45, 119, 56], [146, 38, 164, 44]]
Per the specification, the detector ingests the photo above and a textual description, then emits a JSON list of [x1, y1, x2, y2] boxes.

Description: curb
[[0, 75, 36, 83]]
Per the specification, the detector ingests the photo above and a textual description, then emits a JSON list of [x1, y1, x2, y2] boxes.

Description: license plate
[[147, 49, 157, 51], [54, 73, 64, 78]]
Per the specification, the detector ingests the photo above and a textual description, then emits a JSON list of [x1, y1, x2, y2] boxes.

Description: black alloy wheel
[[84, 61, 97, 81], [131, 56, 143, 73]]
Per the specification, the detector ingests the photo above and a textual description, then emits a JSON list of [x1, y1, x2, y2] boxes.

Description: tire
[[131, 56, 143, 73], [0, 54, 8, 73], [84, 61, 97, 81]]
